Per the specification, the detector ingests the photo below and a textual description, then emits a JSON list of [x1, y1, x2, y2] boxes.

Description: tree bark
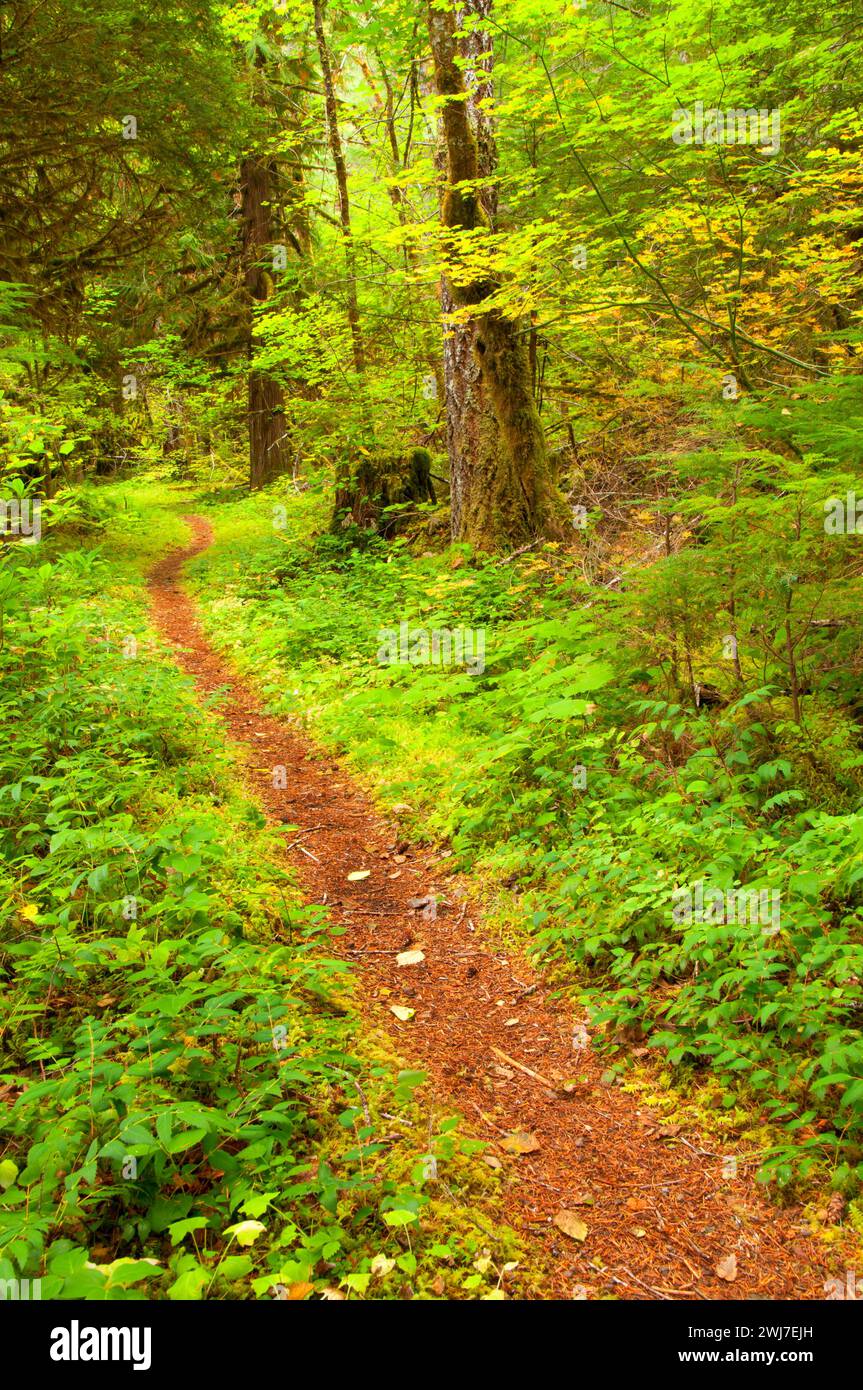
[[428, 0, 564, 550], [241, 143, 290, 490]]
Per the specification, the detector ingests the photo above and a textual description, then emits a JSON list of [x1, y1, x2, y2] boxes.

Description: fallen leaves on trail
[[716, 1253, 738, 1282], [396, 949, 425, 967], [499, 1131, 541, 1155], [390, 1005, 415, 1021], [370, 1254, 396, 1279], [346, 869, 371, 881], [553, 1211, 589, 1242]]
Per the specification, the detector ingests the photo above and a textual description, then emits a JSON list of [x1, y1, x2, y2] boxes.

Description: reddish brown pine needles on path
[[148, 516, 841, 1301]]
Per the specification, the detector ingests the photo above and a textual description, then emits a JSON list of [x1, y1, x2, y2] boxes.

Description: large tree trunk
[[436, 0, 497, 538], [241, 144, 290, 490], [428, 0, 564, 550]]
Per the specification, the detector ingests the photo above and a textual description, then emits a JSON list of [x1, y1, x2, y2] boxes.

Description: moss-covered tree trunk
[[428, 0, 564, 551], [434, 0, 498, 539]]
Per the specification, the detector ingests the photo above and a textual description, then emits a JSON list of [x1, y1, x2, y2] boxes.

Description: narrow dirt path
[[148, 515, 841, 1301]]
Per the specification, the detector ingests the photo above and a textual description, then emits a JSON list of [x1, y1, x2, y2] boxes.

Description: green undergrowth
[[0, 483, 530, 1300], [179, 475, 863, 1197]]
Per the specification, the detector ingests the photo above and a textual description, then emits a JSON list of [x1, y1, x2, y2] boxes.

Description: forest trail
[[147, 515, 838, 1302]]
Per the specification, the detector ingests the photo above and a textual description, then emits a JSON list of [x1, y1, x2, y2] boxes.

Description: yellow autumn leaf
[[553, 1211, 589, 1242], [396, 949, 425, 967], [499, 1131, 541, 1155], [224, 1220, 266, 1247]]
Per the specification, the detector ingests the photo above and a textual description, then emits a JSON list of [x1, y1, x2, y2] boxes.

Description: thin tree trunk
[[313, 0, 365, 383], [314, 0, 375, 532], [241, 139, 290, 489], [378, 53, 444, 406]]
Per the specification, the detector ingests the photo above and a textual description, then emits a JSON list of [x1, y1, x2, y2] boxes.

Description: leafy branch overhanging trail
[[147, 516, 842, 1302]]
